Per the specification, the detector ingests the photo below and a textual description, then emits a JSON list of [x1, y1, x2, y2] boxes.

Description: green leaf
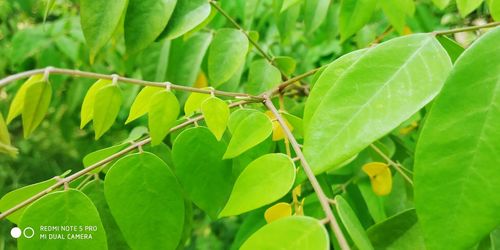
[[184, 91, 210, 117], [148, 90, 180, 145], [7, 74, 44, 124], [0, 113, 11, 145], [172, 127, 232, 219], [219, 153, 295, 217], [274, 56, 296, 76], [82, 180, 130, 250], [456, 0, 484, 17], [0, 177, 58, 224], [228, 109, 259, 134], [245, 59, 282, 95], [224, 111, 272, 159], [304, 0, 331, 34], [93, 85, 122, 139], [22, 80, 51, 138], [240, 216, 329, 250], [83, 143, 129, 174], [436, 35, 465, 63], [125, 0, 177, 54], [105, 152, 184, 250], [80, 0, 127, 61], [279, 0, 303, 12], [81, 79, 112, 129], [431, 0, 451, 9], [304, 34, 452, 174], [158, 0, 211, 40], [208, 28, 249, 85], [339, 0, 377, 42], [358, 180, 387, 223], [125, 86, 162, 124], [380, 0, 415, 33], [367, 209, 425, 250], [488, 0, 500, 21], [335, 195, 374, 250], [414, 27, 500, 250], [201, 97, 230, 140], [18, 189, 107, 250]]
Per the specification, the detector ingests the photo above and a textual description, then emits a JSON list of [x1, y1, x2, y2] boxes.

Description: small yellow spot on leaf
[[264, 202, 292, 223], [362, 162, 392, 196], [194, 71, 208, 89]]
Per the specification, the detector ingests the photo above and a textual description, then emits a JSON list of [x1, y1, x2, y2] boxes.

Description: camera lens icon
[[10, 227, 35, 239]]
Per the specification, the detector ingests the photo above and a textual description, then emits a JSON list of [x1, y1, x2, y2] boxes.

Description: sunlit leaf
[[105, 152, 184, 250], [224, 111, 272, 159], [339, 0, 377, 42], [7, 74, 44, 124], [18, 190, 107, 250], [246, 59, 282, 95], [414, 26, 500, 250], [22, 80, 52, 138], [201, 97, 229, 140], [240, 216, 329, 250], [456, 0, 484, 17], [220, 154, 295, 217], [125, 86, 162, 124], [148, 90, 180, 145], [184, 91, 210, 117], [93, 84, 122, 139], [81, 79, 112, 129], [158, 0, 211, 40]]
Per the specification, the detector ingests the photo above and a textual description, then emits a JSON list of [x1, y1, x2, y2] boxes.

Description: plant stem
[[0, 100, 253, 221], [264, 98, 351, 250], [369, 144, 414, 185], [0, 67, 263, 101], [433, 21, 500, 35], [270, 67, 320, 95], [209, 0, 274, 64]]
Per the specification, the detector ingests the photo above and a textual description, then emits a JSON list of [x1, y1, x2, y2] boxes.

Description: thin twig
[[433, 21, 500, 35], [0, 67, 263, 101], [264, 97, 350, 250], [369, 144, 414, 185], [0, 100, 254, 221]]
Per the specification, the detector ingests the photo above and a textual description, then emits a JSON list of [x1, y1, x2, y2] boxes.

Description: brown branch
[[433, 21, 500, 36], [369, 144, 413, 185], [264, 97, 350, 250], [0, 67, 263, 101]]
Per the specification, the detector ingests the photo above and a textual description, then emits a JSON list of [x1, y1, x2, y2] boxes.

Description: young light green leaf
[[184, 91, 210, 117], [0, 113, 11, 145], [224, 111, 272, 159], [148, 90, 180, 145], [457, 0, 484, 17], [274, 56, 296, 76], [125, 86, 162, 124], [158, 0, 211, 40], [245, 59, 282, 95], [304, 0, 331, 34], [105, 152, 184, 250], [414, 27, 500, 250], [208, 28, 249, 85], [81, 180, 129, 250], [124, 0, 177, 54], [339, 0, 377, 42], [201, 97, 230, 140], [228, 109, 260, 134], [240, 216, 329, 250], [335, 195, 374, 250], [380, 0, 415, 33], [18, 190, 107, 250], [431, 0, 451, 9], [172, 127, 232, 219], [219, 153, 295, 217], [83, 143, 129, 174], [367, 209, 425, 250], [304, 34, 452, 174], [279, 0, 303, 12], [7, 74, 44, 124], [80, 0, 127, 61], [0, 177, 58, 224], [81, 79, 112, 129], [22, 80, 52, 138], [93, 84, 122, 139], [488, 0, 500, 21]]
